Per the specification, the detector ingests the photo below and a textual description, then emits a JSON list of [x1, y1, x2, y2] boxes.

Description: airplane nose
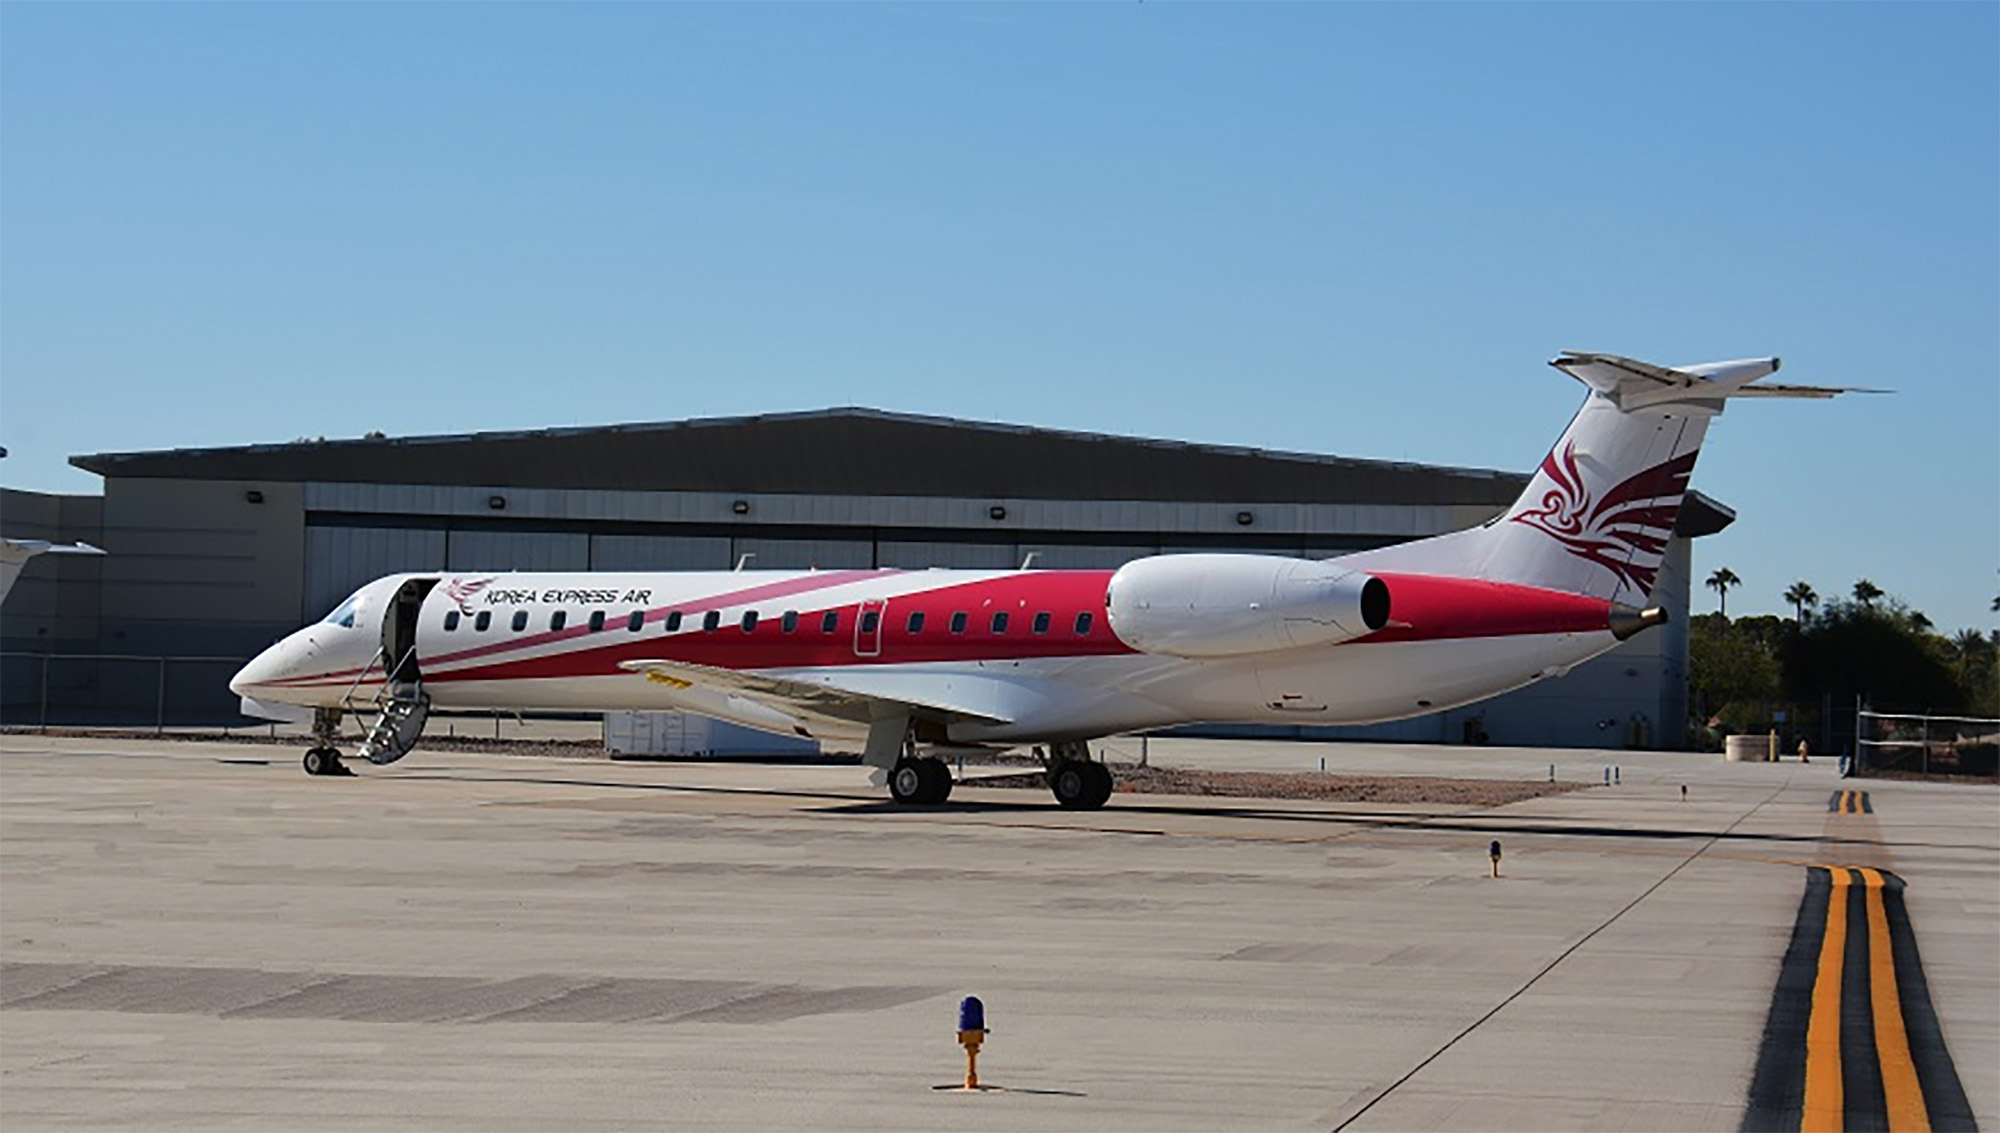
[[229, 646, 281, 697], [230, 632, 316, 696]]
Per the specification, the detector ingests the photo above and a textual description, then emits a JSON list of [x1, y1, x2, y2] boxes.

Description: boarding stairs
[[354, 649, 430, 766]]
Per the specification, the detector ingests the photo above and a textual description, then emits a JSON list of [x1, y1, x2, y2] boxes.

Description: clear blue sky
[[3, 2, 1994, 633]]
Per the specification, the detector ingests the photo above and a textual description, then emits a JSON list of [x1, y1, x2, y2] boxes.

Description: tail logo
[[1508, 443, 1696, 595]]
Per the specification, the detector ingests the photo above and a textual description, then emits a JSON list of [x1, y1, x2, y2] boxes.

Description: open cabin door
[[384, 578, 440, 684]]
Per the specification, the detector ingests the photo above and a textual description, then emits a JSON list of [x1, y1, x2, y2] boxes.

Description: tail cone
[[1608, 604, 1668, 641]]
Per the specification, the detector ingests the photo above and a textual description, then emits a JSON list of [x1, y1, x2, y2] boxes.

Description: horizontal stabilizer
[[1553, 352, 1884, 412]]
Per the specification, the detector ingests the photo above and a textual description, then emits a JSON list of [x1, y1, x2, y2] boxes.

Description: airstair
[[354, 650, 430, 765]]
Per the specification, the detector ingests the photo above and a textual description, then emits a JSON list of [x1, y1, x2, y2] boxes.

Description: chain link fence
[[1855, 709, 1999, 778], [0, 652, 250, 730]]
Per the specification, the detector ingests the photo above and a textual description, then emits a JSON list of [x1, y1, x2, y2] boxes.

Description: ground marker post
[[1603, 767, 1610, 786], [1488, 840, 1502, 879], [1614, 766, 1620, 785], [957, 996, 987, 1090]]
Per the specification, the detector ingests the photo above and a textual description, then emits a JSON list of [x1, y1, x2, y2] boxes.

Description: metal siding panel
[[877, 541, 1017, 570], [446, 531, 589, 572], [303, 527, 445, 620], [590, 534, 732, 571], [729, 538, 874, 570]]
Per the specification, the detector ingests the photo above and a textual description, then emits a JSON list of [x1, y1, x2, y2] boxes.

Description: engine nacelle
[[1105, 554, 1391, 658]]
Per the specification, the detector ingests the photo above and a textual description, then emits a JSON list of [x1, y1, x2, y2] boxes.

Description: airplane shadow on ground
[[352, 764, 1999, 855]]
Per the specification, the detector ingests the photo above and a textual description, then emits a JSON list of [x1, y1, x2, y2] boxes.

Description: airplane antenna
[[734, 553, 756, 572], [1019, 552, 1040, 570]]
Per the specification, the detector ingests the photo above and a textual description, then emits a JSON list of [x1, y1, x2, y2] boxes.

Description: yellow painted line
[[1860, 867, 1930, 1132], [1803, 867, 1848, 1132]]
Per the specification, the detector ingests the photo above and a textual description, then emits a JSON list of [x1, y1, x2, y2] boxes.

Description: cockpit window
[[322, 593, 365, 629]]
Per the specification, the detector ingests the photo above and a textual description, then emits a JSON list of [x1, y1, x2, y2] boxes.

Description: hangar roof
[[72, 408, 1527, 506]]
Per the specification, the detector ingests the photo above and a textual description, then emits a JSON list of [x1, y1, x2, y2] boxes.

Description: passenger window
[[1032, 611, 1051, 634], [821, 610, 839, 633], [665, 611, 682, 632], [550, 610, 566, 632], [781, 611, 798, 633], [444, 611, 460, 631], [628, 611, 645, 632], [588, 611, 606, 632], [860, 610, 880, 634], [474, 611, 492, 632], [512, 611, 529, 632], [1074, 611, 1093, 634], [741, 610, 759, 632], [990, 611, 1009, 633], [949, 611, 968, 634], [703, 610, 721, 632], [906, 611, 925, 634]]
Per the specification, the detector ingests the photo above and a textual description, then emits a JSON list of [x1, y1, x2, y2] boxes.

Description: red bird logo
[[1508, 442, 1696, 596], [441, 576, 496, 614]]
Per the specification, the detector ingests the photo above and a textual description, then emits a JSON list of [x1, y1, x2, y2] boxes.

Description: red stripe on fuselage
[[423, 568, 888, 670], [1362, 573, 1613, 642], [422, 570, 1133, 685]]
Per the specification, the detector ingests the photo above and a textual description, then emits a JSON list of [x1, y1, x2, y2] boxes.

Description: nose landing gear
[[300, 707, 353, 777], [302, 746, 352, 777]]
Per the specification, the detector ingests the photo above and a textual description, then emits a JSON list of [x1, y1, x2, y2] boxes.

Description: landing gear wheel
[[302, 747, 350, 777], [889, 758, 927, 805], [920, 758, 953, 804], [889, 757, 952, 805], [1050, 760, 1113, 809]]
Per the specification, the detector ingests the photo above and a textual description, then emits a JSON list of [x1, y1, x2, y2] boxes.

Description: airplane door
[[384, 578, 439, 683], [854, 599, 885, 658]]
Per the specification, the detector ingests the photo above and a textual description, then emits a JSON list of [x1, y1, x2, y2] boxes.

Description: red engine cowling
[[1105, 554, 1391, 658]]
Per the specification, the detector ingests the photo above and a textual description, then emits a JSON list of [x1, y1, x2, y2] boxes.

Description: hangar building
[[1, 409, 1729, 747]]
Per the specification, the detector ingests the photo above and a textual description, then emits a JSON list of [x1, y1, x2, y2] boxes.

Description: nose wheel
[[302, 747, 352, 776], [300, 707, 353, 777]]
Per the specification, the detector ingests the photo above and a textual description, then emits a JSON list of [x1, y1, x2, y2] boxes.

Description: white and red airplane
[[231, 352, 1856, 806]]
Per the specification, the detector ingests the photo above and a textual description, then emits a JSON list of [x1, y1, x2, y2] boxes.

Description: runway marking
[[1828, 790, 1873, 815], [1742, 867, 1975, 1132]]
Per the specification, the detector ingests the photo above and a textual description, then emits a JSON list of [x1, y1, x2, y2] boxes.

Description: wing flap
[[615, 659, 1015, 739]]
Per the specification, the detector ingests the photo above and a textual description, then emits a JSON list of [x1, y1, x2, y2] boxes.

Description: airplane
[[1, 538, 106, 606], [230, 352, 1861, 806]]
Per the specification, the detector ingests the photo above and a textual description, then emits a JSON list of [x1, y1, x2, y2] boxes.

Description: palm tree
[[1852, 579, 1884, 607], [1706, 567, 1741, 616], [1783, 581, 1818, 623]]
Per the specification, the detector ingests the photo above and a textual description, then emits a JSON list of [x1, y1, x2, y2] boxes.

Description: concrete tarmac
[[1, 733, 1993, 1131]]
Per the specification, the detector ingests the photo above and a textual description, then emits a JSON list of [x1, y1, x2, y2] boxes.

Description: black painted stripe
[[1860, 792, 1872, 815], [1840, 870, 1888, 1131], [1829, 791, 1844, 813], [1743, 866, 1830, 1132], [1881, 871, 1977, 1131]]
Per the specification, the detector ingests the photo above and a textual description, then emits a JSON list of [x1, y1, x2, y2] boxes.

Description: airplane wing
[[615, 658, 1015, 741], [1, 539, 106, 606]]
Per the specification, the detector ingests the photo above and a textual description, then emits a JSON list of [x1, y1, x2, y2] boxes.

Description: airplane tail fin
[[1354, 353, 1871, 606]]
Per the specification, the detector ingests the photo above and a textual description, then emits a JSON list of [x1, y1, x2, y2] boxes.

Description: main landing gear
[[301, 707, 353, 777], [888, 756, 954, 806], [1042, 740, 1113, 810]]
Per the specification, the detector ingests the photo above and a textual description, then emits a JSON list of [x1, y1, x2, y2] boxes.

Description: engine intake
[[1106, 554, 1390, 658]]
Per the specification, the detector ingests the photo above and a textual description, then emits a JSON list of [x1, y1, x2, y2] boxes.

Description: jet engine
[[1105, 554, 1391, 658]]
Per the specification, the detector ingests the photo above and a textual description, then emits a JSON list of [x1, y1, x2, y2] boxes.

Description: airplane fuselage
[[235, 565, 1624, 745]]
